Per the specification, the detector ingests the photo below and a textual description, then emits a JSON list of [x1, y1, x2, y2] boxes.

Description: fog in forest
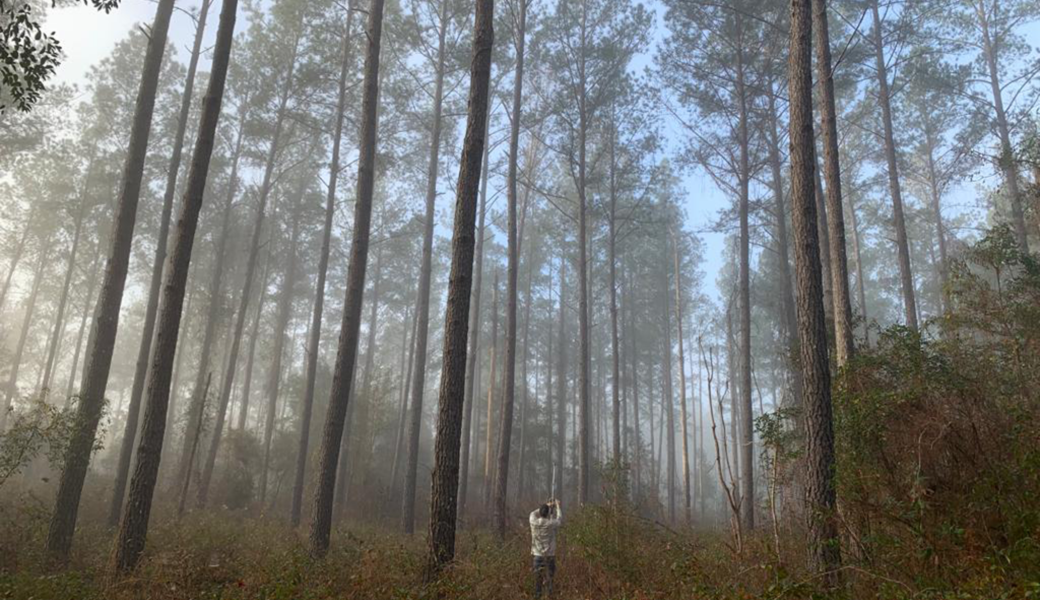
[[1, 0, 1038, 597]]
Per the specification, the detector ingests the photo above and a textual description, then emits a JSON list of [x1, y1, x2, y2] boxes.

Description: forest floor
[[0, 495, 859, 600], [1, 493, 1024, 600]]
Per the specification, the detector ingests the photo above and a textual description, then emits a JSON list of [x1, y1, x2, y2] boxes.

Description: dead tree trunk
[[425, 0, 494, 568], [309, 0, 386, 558]]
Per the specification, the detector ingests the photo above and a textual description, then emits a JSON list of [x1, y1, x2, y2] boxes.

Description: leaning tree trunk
[[812, 0, 855, 366], [46, 0, 177, 562], [492, 0, 525, 539], [425, 0, 494, 571], [309, 0, 386, 559], [401, 0, 450, 535], [107, 0, 212, 528], [870, 0, 918, 331], [457, 114, 491, 525], [290, 1, 355, 527], [112, 0, 237, 568], [788, 0, 841, 585]]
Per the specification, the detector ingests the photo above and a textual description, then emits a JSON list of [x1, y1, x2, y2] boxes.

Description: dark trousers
[[532, 555, 556, 598]]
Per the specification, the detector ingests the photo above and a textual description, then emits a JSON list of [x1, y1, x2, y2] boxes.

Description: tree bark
[[493, 0, 525, 538], [46, 0, 177, 562], [309, 0, 386, 558], [457, 115, 491, 525], [813, 0, 855, 366], [107, 0, 212, 528], [870, 0, 918, 331], [112, 0, 237, 567], [401, 0, 450, 535], [425, 0, 494, 569], [789, 0, 841, 584], [291, 8, 355, 527], [735, 24, 754, 530]]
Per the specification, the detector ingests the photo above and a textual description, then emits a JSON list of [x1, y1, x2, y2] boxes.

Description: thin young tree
[[402, 0, 453, 535], [111, 0, 239, 570], [309, 0, 387, 559], [426, 0, 494, 572], [290, 0, 356, 527], [492, 0, 526, 538], [812, 0, 854, 366], [46, 0, 177, 562]]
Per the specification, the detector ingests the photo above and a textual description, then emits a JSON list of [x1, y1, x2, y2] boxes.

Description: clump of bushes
[[835, 226, 1040, 596]]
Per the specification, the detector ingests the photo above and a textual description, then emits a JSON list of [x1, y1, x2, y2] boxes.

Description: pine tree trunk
[[291, 7, 355, 525], [195, 100, 251, 507], [608, 117, 622, 467], [844, 188, 869, 344], [870, 0, 918, 330], [388, 304, 418, 504], [672, 231, 691, 526], [108, 0, 212, 528], [735, 28, 754, 531], [0, 206, 37, 317], [309, 0, 386, 558], [260, 191, 304, 505], [1, 240, 51, 430], [425, 0, 494, 568], [46, 0, 176, 562], [112, 0, 237, 566], [976, 5, 1028, 251], [236, 249, 273, 432], [516, 251, 533, 502], [401, 0, 450, 534], [493, 0, 525, 537], [765, 75, 803, 409], [660, 239, 676, 522], [627, 261, 641, 498], [555, 259, 567, 502], [458, 124, 490, 524], [789, 0, 841, 584], [483, 271, 500, 509], [41, 147, 97, 395], [813, 0, 855, 366], [64, 252, 102, 407], [923, 126, 949, 312]]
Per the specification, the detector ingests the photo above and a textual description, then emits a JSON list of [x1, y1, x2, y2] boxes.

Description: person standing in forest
[[530, 499, 562, 598]]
